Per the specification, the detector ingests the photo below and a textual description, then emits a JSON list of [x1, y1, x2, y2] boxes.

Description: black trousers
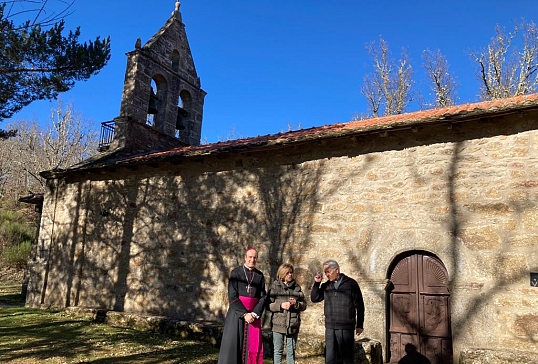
[[325, 328, 354, 364]]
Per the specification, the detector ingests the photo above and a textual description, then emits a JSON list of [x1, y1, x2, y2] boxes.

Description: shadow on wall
[[35, 158, 329, 321], [30, 116, 538, 363]]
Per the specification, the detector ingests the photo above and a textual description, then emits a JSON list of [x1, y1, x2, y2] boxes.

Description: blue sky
[[4, 0, 537, 143]]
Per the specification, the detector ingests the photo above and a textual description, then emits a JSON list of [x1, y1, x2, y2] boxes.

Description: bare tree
[[2, 0, 75, 27], [0, 139, 12, 195], [422, 49, 458, 107], [42, 100, 97, 169], [362, 37, 413, 117], [362, 73, 383, 117], [1, 101, 98, 199], [472, 21, 538, 100]]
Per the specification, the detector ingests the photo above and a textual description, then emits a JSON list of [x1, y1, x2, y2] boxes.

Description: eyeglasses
[[286, 272, 293, 275]]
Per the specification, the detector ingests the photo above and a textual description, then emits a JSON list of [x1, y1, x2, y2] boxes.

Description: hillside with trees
[[0, 0, 106, 270], [0, 101, 97, 271]]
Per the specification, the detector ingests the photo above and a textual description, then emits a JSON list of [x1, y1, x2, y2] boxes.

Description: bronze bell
[[176, 107, 188, 130], [148, 91, 158, 114]]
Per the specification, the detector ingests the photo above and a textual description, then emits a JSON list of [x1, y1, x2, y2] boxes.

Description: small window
[[171, 50, 180, 72]]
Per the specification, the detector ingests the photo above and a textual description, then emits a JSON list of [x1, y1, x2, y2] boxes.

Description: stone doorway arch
[[387, 252, 453, 364]]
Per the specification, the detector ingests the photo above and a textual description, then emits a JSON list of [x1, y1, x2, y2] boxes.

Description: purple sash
[[239, 296, 263, 364]]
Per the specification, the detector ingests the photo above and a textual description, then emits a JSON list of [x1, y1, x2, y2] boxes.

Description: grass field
[[0, 285, 220, 363], [0, 284, 25, 306]]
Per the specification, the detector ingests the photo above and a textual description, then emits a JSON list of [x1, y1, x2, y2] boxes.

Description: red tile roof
[[45, 93, 538, 177], [131, 93, 538, 162]]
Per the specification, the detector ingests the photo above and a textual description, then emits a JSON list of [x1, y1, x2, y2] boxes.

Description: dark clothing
[[398, 352, 431, 364], [311, 273, 365, 364], [217, 266, 267, 364], [398, 344, 431, 364], [325, 328, 355, 364], [268, 279, 307, 335], [310, 273, 364, 330]]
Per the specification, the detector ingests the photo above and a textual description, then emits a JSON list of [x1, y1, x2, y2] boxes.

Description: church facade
[[25, 3, 538, 364]]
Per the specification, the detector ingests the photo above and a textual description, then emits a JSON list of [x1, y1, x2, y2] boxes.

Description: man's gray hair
[[323, 260, 339, 270]]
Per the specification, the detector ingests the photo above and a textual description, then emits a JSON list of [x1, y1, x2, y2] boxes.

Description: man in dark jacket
[[311, 259, 365, 364]]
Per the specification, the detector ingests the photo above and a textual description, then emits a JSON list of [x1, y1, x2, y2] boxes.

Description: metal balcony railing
[[98, 120, 115, 151]]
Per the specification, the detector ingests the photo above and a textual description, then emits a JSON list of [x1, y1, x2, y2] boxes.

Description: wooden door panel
[[390, 333, 419, 363], [390, 293, 418, 334], [389, 253, 453, 364], [423, 337, 453, 364], [420, 256, 450, 294], [390, 256, 417, 293], [420, 295, 450, 337], [389, 333, 400, 363], [441, 338, 454, 364]]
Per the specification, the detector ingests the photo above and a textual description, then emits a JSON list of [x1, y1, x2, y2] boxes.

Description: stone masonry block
[[460, 349, 538, 364], [460, 226, 502, 250]]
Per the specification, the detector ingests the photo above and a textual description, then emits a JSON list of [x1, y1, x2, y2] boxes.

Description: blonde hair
[[276, 263, 294, 281]]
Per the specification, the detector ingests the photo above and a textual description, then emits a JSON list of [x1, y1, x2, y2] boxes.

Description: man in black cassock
[[218, 247, 267, 364]]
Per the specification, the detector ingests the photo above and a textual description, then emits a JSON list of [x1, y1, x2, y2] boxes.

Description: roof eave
[[40, 95, 538, 179]]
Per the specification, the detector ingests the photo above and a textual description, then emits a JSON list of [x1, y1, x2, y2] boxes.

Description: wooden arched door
[[388, 253, 453, 364]]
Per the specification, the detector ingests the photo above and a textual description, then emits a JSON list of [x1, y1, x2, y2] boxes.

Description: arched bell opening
[[147, 79, 158, 126], [147, 75, 168, 130], [386, 251, 453, 364], [176, 89, 192, 137]]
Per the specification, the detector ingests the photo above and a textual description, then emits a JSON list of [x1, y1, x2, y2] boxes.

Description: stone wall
[[110, 116, 185, 153], [27, 111, 538, 363]]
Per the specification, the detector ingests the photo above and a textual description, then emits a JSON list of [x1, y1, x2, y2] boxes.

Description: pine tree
[[0, 3, 111, 128]]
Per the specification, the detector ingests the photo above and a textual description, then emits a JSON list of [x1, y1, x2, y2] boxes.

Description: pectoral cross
[[243, 266, 254, 296]]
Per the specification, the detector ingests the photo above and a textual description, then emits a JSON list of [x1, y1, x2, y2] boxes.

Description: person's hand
[[356, 328, 364, 336], [281, 301, 291, 310], [314, 271, 322, 283], [244, 312, 255, 324]]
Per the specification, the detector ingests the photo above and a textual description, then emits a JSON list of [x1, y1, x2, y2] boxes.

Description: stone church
[[24, 2, 538, 364]]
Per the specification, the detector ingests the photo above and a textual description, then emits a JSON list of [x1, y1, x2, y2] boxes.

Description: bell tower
[[119, 1, 206, 146]]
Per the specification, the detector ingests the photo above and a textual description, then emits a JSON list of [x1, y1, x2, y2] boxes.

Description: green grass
[[0, 284, 24, 303], [0, 285, 220, 363]]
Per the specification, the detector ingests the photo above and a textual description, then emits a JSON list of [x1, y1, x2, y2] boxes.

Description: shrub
[[0, 199, 40, 221], [0, 207, 37, 262], [0, 220, 35, 245], [0, 210, 25, 223], [2, 240, 33, 268]]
